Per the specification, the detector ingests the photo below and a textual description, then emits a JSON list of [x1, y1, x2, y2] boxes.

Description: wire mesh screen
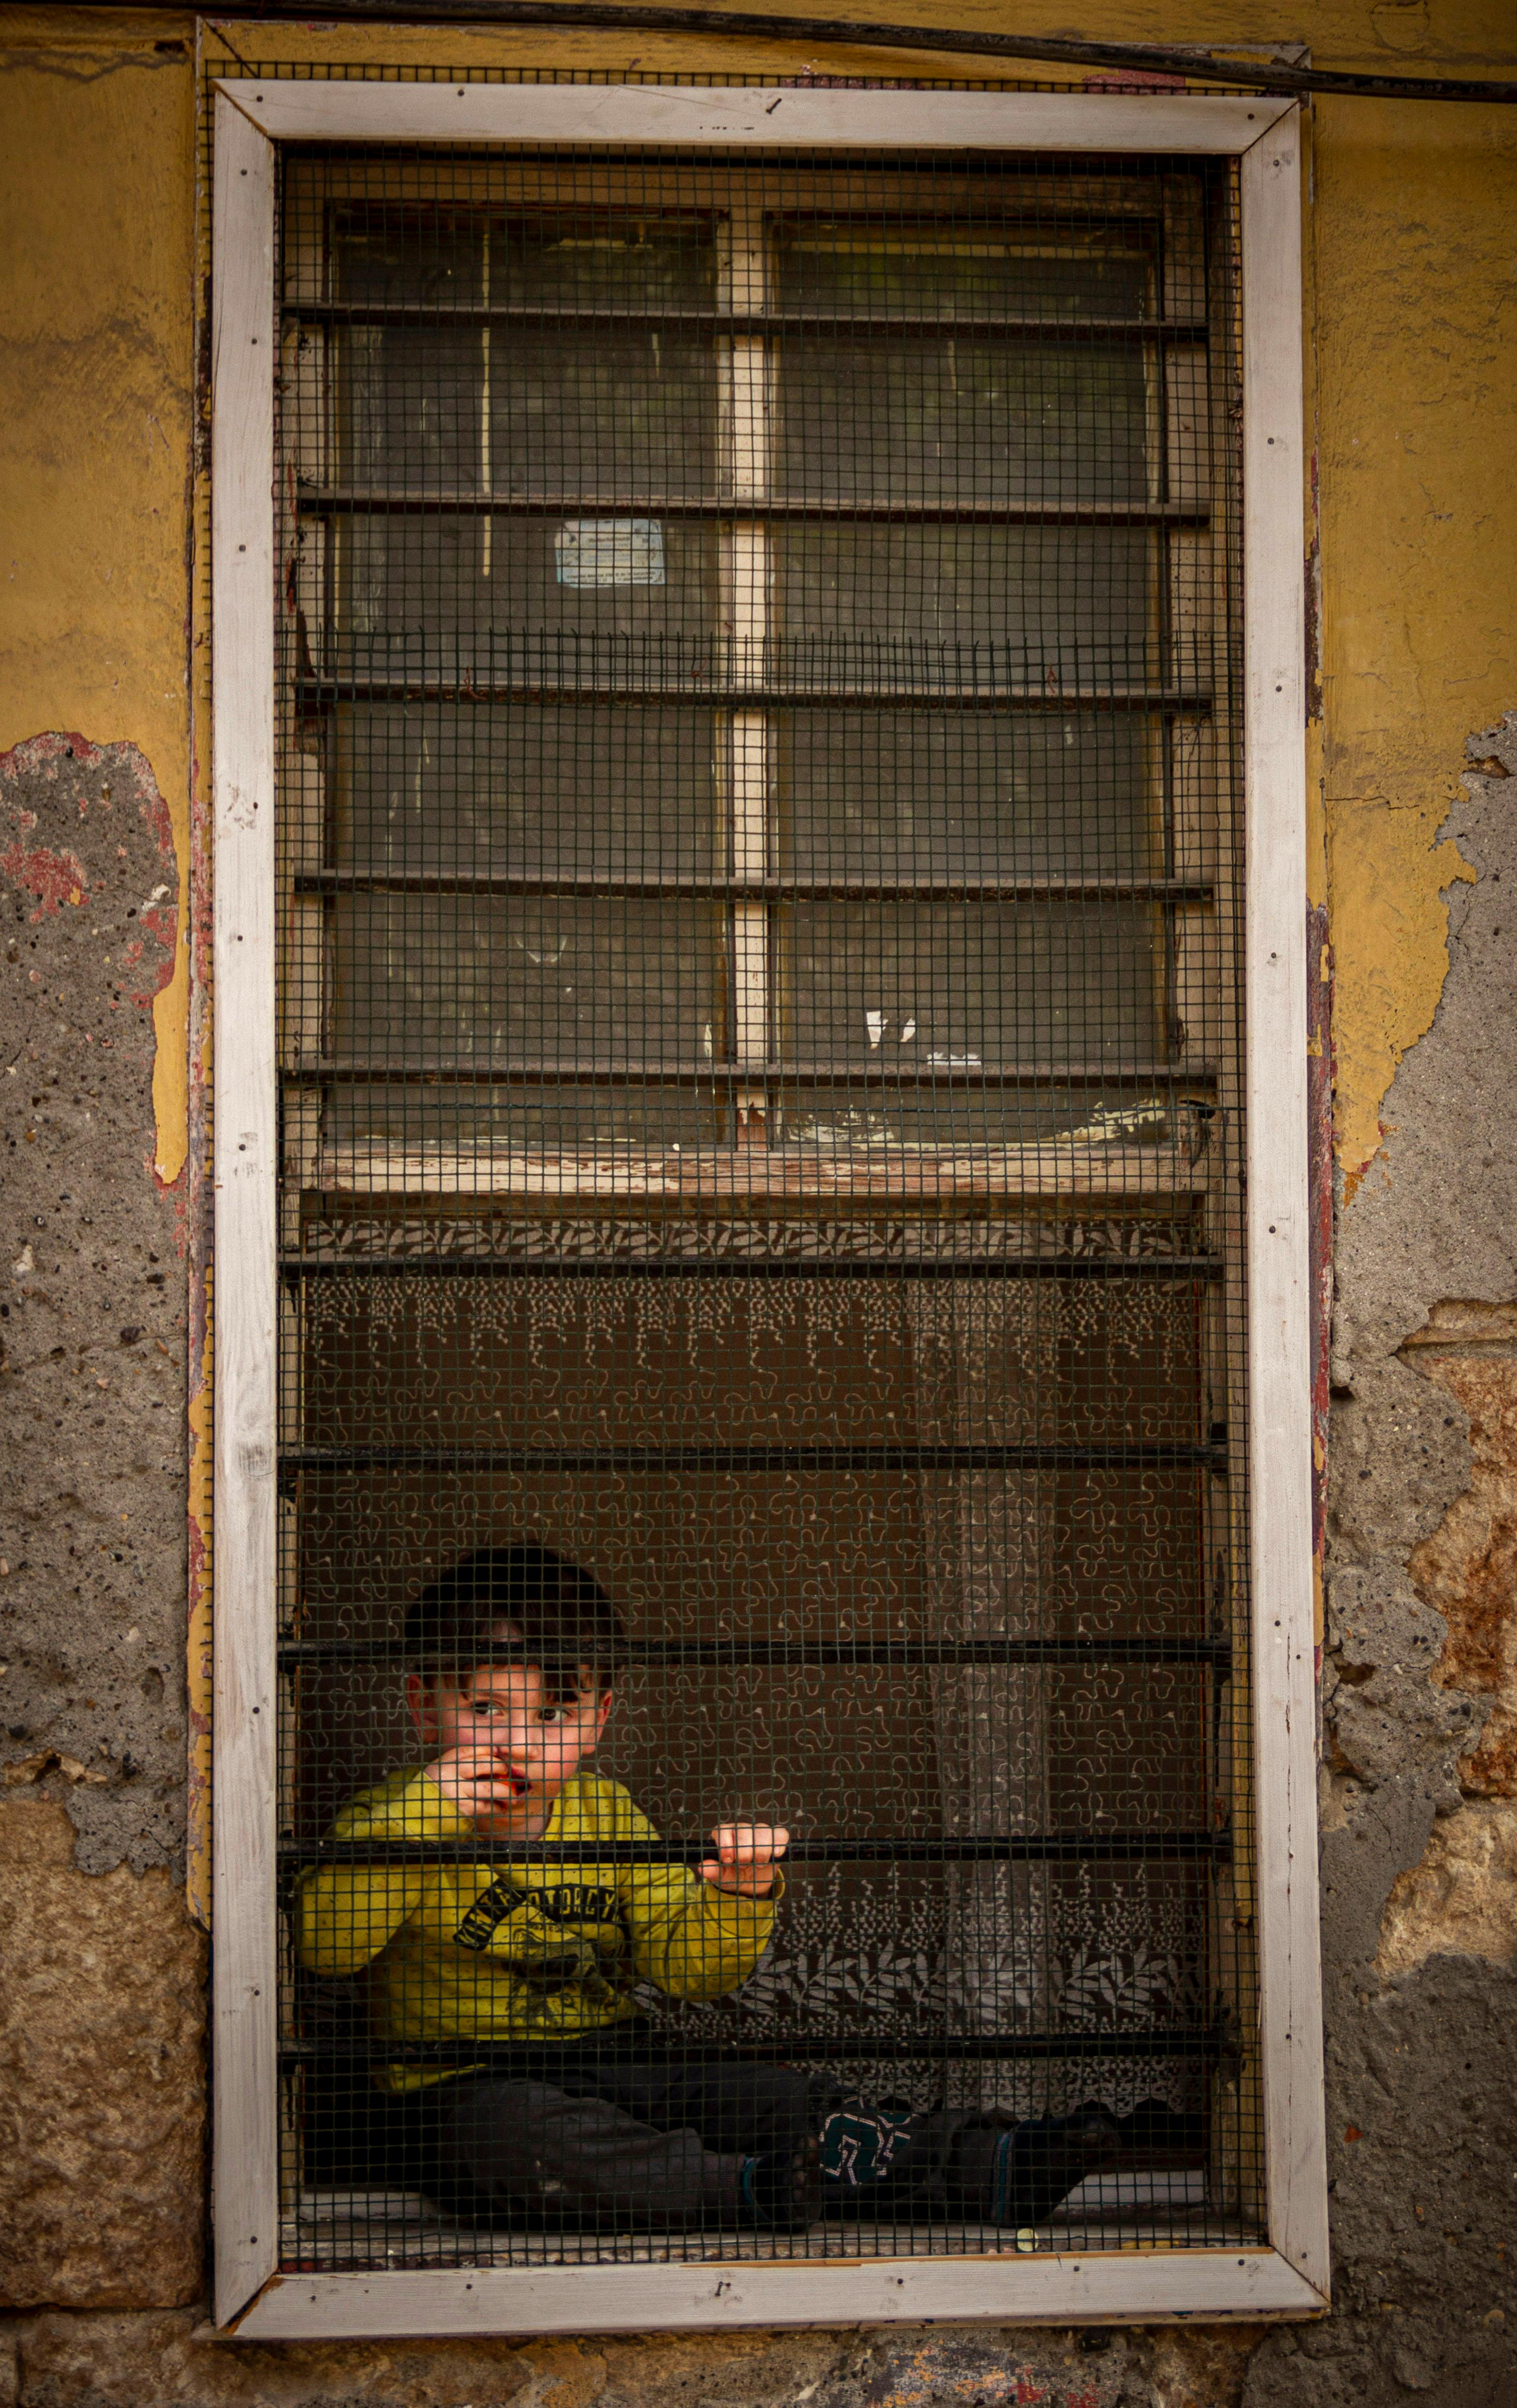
[[273, 133, 1256, 2272]]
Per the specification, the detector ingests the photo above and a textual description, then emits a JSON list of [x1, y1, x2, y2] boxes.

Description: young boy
[[301, 1544, 1118, 2234]]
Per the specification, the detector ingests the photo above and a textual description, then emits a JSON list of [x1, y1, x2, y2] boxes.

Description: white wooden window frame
[[212, 76, 1324, 2337]]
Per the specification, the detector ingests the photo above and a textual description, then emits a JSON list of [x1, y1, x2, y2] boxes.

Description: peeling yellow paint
[[1312, 86, 1517, 1190], [151, 976, 188, 1187], [0, 18, 195, 1185], [1327, 794, 1475, 1195]]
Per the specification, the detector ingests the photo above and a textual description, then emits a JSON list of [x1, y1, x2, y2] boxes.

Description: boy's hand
[[697, 1822, 789, 1897], [423, 1743, 529, 1822]]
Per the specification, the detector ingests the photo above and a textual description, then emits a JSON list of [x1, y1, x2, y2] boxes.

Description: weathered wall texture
[[0, 732, 187, 1874], [0, 2315, 1265, 2408], [1259, 709, 1517, 2408], [2, 3, 1517, 2404], [0, 1801, 204, 2311]]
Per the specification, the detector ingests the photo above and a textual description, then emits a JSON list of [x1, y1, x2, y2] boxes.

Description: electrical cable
[[155, 1, 1517, 104]]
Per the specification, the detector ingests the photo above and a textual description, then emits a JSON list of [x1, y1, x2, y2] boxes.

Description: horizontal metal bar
[[279, 1254, 1223, 1282], [276, 1636, 1231, 1668], [277, 1441, 1224, 1475], [283, 1832, 1227, 1867], [284, 1058, 1217, 1091], [296, 675, 1212, 713], [278, 2030, 1232, 2067], [294, 869, 1214, 904], [299, 487, 1206, 530], [284, 303, 1210, 344]]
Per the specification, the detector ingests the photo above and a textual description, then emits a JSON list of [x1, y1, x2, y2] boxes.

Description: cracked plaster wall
[[0, 734, 187, 1874], [1251, 714, 1517, 2408], [3, 5, 1517, 2406]]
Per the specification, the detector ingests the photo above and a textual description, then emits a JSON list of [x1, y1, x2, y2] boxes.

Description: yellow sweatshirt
[[298, 1766, 780, 2092]]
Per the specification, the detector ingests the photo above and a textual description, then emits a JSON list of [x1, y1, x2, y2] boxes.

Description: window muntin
[[276, 145, 1251, 2274]]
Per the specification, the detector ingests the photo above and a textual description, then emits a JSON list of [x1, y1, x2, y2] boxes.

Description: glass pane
[[775, 526, 1154, 684], [333, 704, 720, 880], [339, 516, 718, 641], [324, 1083, 724, 1152], [339, 322, 487, 488], [774, 225, 1157, 321], [331, 895, 726, 1063], [778, 710, 1153, 880], [495, 213, 717, 309], [336, 227, 484, 489], [338, 220, 485, 307], [338, 326, 715, 495], [335, 217, 718, 496], [777, 901, 1161, 1065], [774, 337, 1151, 503], [491, 327, 715, 496], [335, 210, 718, 307]]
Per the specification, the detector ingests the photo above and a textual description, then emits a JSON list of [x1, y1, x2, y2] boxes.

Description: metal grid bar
[[278, 1636, 1232, 1665], [286, 1059, 1220, 1085], [289, 1833, 1230, 1866], [301, 489, 1209, 526], [281, 2033, 1233, 2064], [286, 304, 1212, 338], [299, 673, 1214, 707], [296, 870, 1215, 898], [279, 1256, 1224, 1280]]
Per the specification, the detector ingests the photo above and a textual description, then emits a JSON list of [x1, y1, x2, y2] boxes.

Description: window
[[212, 79, 1324, 2337]]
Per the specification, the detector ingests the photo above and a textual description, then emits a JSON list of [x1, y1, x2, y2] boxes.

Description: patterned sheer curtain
[[912, 1283, 1049, 2114], [913, 1273, 1207, 2123]]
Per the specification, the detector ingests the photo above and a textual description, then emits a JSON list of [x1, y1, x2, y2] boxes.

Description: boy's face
[[407, 1651, 612, 1820]]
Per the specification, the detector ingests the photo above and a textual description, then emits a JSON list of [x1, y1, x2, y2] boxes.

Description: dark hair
[[405, 1545, 624, 1695]]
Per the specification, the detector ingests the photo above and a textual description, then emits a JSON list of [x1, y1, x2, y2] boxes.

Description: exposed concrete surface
[[0, 733, 187, 1875], [1242, 719, 1517, 2407], [0, 2317, 1265, 2408], [1329, 729, 1517, 1360], [0, 1800, 204, 2309], [1240, 1959, 1517, 2408]]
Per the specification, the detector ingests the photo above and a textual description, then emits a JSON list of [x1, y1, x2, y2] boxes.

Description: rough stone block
[[0, 1800, 204, 2307], [1, 2310, 540, 2408], [1378, 1798, 1517, 1979], [1324, 1563, 1480, 1813], [1407, 1332, 1517, 1796]]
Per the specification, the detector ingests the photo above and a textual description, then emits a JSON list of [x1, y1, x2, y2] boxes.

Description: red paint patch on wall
[[1, 840, 90, 921], [1, 733, 182, 1214], [0, 730, 178, 1008]]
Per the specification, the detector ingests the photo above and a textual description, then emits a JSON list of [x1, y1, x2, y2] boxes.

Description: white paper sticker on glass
[[555, 519, 666, 589]]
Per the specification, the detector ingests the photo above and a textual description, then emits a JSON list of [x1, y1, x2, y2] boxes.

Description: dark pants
[[425, 2041, 1004, 2230]]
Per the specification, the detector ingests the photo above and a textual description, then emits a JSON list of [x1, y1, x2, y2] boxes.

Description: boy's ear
[[595, 1688, 614, 1738], [405, 1671, 436, 1740]]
